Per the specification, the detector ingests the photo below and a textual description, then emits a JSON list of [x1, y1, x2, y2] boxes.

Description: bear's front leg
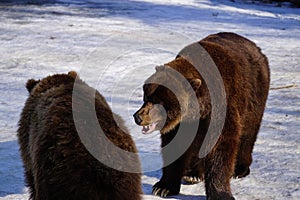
[[204, 138, 238, 200], [152, 157, 185, 197], [153, 129, 191, 197]]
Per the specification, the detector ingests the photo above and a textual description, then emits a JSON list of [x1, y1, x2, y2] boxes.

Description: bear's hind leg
[[234, 133, 255, 179], [182, 157, 204, 184], [234, 113, 264, 178]]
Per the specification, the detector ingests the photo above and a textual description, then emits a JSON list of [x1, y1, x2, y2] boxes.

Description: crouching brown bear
[[18, 71, 142, 200], [133, 32, 270, 199]]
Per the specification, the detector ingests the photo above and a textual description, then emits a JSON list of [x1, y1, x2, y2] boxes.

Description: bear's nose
[[133, 112, 142, 125]]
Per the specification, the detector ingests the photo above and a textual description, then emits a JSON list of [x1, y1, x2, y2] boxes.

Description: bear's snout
[[133, 112, 143, 125]]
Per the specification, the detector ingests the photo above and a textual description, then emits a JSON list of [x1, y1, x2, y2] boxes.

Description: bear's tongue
[[142, 121, 159, 134]]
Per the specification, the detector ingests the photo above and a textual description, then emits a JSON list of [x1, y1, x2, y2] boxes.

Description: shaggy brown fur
[[133, 32, 270, 199], [18, 71, 142, 200]]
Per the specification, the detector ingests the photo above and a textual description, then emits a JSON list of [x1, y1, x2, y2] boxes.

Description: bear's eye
[[143, 94, 149, 102], [144, 95, 154, 103], [143, 94, 161, 104], [150, 97, 158, 103]]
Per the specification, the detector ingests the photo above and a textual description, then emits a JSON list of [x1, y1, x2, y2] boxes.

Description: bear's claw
[[182, 176, 202, 184], [152, 187, 170, 197], [152, 187, 161, 196], [233, 165, 250, 179], [152, 180, 180, 197]]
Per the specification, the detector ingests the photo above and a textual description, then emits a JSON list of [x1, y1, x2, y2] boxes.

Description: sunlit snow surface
[[0, 0, 299, 199]]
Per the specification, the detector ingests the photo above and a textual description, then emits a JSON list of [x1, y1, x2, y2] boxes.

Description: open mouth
[[142, 121, 160, 134]]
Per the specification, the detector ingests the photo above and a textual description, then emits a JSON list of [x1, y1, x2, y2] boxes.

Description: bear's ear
[[190, 79, 202, 91], [155, 65, 165, 72], [185, 78, 202, 92], [26, 79, 40, 93], [68, 71, 78, 79]]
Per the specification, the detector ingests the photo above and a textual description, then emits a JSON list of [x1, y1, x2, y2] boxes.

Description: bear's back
[[199, 32, 270, 113], [18, 72, 142, 200]]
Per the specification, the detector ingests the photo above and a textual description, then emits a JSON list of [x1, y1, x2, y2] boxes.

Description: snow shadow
[[142, 183, 154, 195], [0, 140, 25, 197], [1, 0, 299, 30], [143, 170, 206, 199], [143, 183, 205, 200], [170, 194, 206, 200], [0, 0, 53, 4]]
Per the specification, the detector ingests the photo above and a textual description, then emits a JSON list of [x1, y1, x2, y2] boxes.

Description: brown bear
[[18, 71, 142, 200], [133, 32, 270, 200]]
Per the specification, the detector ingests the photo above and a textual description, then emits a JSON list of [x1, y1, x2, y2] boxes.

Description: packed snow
[[0, 0, 299, 199]]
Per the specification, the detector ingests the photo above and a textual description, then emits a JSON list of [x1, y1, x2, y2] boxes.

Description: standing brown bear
[[18, 71, 142, 200], [133, 32, 270, 200]]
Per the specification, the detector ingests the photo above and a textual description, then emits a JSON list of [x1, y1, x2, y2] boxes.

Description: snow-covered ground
[[0, 0, 299, 199]]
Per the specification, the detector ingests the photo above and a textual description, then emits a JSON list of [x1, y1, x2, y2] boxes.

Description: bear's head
[[133, 63, 208, 135], [25, 71, 78, 94]]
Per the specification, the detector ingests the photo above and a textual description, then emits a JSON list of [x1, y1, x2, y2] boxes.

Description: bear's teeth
[[142, 126, 150, 133], [142, 121, 160, 134]]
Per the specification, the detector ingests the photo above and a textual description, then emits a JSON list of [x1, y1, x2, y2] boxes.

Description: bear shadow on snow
[[18, 71, 142, 200], [143, 182, 205, 200], [134, 32, 270, 200], [0, 140, 25, 197]]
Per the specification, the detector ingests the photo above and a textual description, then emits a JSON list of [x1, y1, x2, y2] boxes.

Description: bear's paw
[[233, 164, 250, 179], [152, 180, 180, 197], [182, 176, 202, 184]]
